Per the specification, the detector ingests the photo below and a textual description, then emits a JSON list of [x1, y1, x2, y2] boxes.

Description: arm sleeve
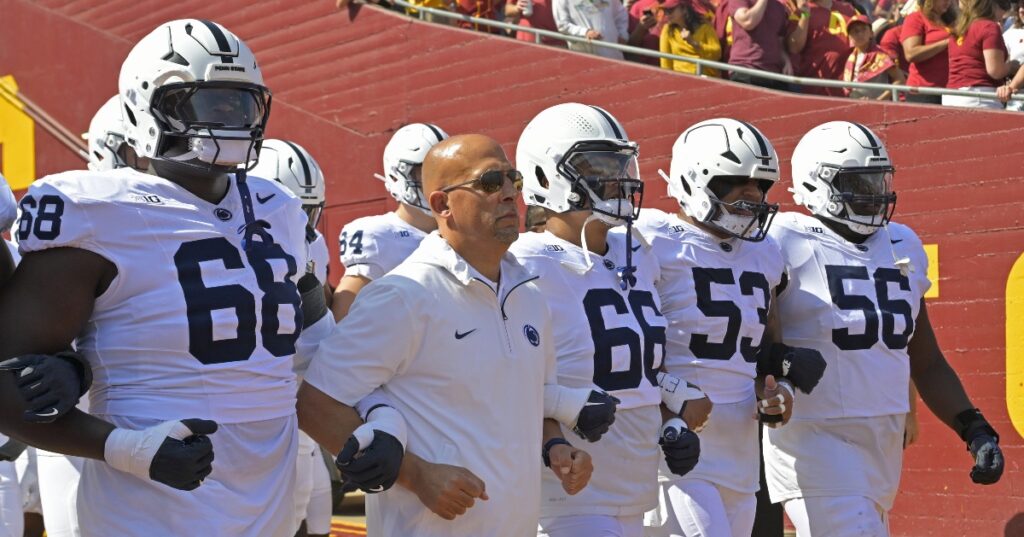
[[982, 23, 1007, 52], [338, 224, 385, 280], [700, 24, 722, 61], [304, 279, 423, 406], [661, 26, 674, 68], [900, 13, 923, 43]]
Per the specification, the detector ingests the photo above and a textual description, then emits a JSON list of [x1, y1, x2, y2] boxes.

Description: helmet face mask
[[151, 81, 271, 170], [817, 165, 897, 234], [664, 118, 781, 242], [557, 140, 643, 225]]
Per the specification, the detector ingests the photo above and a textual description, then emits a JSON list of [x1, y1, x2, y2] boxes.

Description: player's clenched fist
[[757, 375, 794, 428], [336, 405, 407, 493], [546, 442, 593, 495], [104, 418, 217, 491], [407, 458, 489, 520]]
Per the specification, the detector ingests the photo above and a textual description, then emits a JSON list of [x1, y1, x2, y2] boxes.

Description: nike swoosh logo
[[256, 193, 276, 204], [36, 408, 60, 418], [455, 329, 477, 340], [631, 245, 642, 252], [890, 239, 903, 244], [368, 485, 385, 493], [583, 402, 606, 406]]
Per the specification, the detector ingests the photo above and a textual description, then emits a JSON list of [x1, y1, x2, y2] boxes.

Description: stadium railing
[[387, 0, 1024, 106]]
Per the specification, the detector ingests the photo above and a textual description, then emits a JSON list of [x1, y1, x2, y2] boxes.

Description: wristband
[[542, 437, 572, 468]]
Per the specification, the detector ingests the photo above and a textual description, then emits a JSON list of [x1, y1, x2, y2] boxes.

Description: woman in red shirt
[[900, 0, 956, 103], [944, 0, 1020, 108]]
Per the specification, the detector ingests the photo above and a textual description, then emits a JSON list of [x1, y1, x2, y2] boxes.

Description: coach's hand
[[660, 417, 700, 476], [104, 419, 217, 491], [573, 390, 620, 442], [758, 375, 794, 428], [547, 443, 593, 495], [968, 434, 1003, 485], [0, 352, 92, 423], [407, 457, 488, 520]]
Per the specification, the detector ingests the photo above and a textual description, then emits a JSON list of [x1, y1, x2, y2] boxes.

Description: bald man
[[297, 135, 592, 536]]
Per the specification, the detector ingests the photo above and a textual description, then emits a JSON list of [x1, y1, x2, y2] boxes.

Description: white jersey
[[307, 229, 329, 285], [769, 212, 930, 419], [306, 232, 555, 537], [18, 167, 309, 425], [636, 209, 785, 404], [511, 230, 664, 517], [338, 211, 427, 280]]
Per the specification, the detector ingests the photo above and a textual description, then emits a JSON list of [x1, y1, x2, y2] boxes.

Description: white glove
[[657, 372, 707, 415], [104, 419, 217, 490], [352, 405, 408, 450]]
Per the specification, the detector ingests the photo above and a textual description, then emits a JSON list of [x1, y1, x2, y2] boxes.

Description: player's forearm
[[0, 400, 113, 461], [912, 356, 973, 430], [296, 381, 363, 455], [543, 418, 566, 445]]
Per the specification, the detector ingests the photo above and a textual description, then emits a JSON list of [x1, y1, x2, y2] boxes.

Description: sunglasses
[[440, 169, 524, 194]]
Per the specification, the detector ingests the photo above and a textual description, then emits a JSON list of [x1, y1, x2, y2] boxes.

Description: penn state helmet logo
[[524, 324, 540, 347]]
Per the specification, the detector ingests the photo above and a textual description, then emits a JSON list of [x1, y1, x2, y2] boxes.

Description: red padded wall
[[3, 1, 1023, 534]]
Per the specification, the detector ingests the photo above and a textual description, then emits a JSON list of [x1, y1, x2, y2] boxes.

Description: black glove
[[149, 419, 217, 491], [660, 419, 700, 476], [954, 408, 1003, 485], [336, 430, 404, 493], [572, 391, 620, 442], [757, 344, 826, 394], [0, 351, 93, 423], [298, 272, 328, 328]]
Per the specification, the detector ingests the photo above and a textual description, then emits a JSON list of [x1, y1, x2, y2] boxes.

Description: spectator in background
[[553, 0, 630, 59], [660, 0, 723, 75], [454, 0, 501, 31], [944, 0, 1018, 108], [1003, 1, 1024, 60], [844, 15, 907, 98], [877, 19, 911, 72], [787, 0, 858, 95], [875, 0, 907, 20], [627, 0, 669, 64], [506, 0, 567, 45], [405, 0, 456, 23], [725, 0, 794, 89], [901, 0, 955, 103]]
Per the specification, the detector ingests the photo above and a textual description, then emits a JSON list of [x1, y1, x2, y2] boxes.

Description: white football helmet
[[251, 139, 326, 227], [378, 123, 448, 215], [790, 121, 896, 236], [661, 118, 780, 242], [118, 19, 270, 169], [86, 96, 131, 172], [518, 103, 642, 226]]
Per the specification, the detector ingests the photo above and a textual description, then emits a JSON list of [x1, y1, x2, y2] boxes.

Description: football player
[[330, 122, 448, 320], [511, 103, 699, 537], [0, 20, 333, 535], [763, 121, 1003, 536], [636, 119, 819, 537], [85, 95, 145, 173], [0, 173, 22, 537], [249, 139, 333, 537]]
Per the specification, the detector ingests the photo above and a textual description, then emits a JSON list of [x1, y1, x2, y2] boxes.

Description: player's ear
[[428, 191, 449, 216]]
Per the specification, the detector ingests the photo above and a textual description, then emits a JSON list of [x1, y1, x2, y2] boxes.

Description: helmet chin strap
[[234, 168, 274, 251], [577, 213, 602, 273], [618, 216, 637, 291]]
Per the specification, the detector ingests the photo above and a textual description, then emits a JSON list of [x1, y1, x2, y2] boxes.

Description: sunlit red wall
[[3, 1, 1023, 534]]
